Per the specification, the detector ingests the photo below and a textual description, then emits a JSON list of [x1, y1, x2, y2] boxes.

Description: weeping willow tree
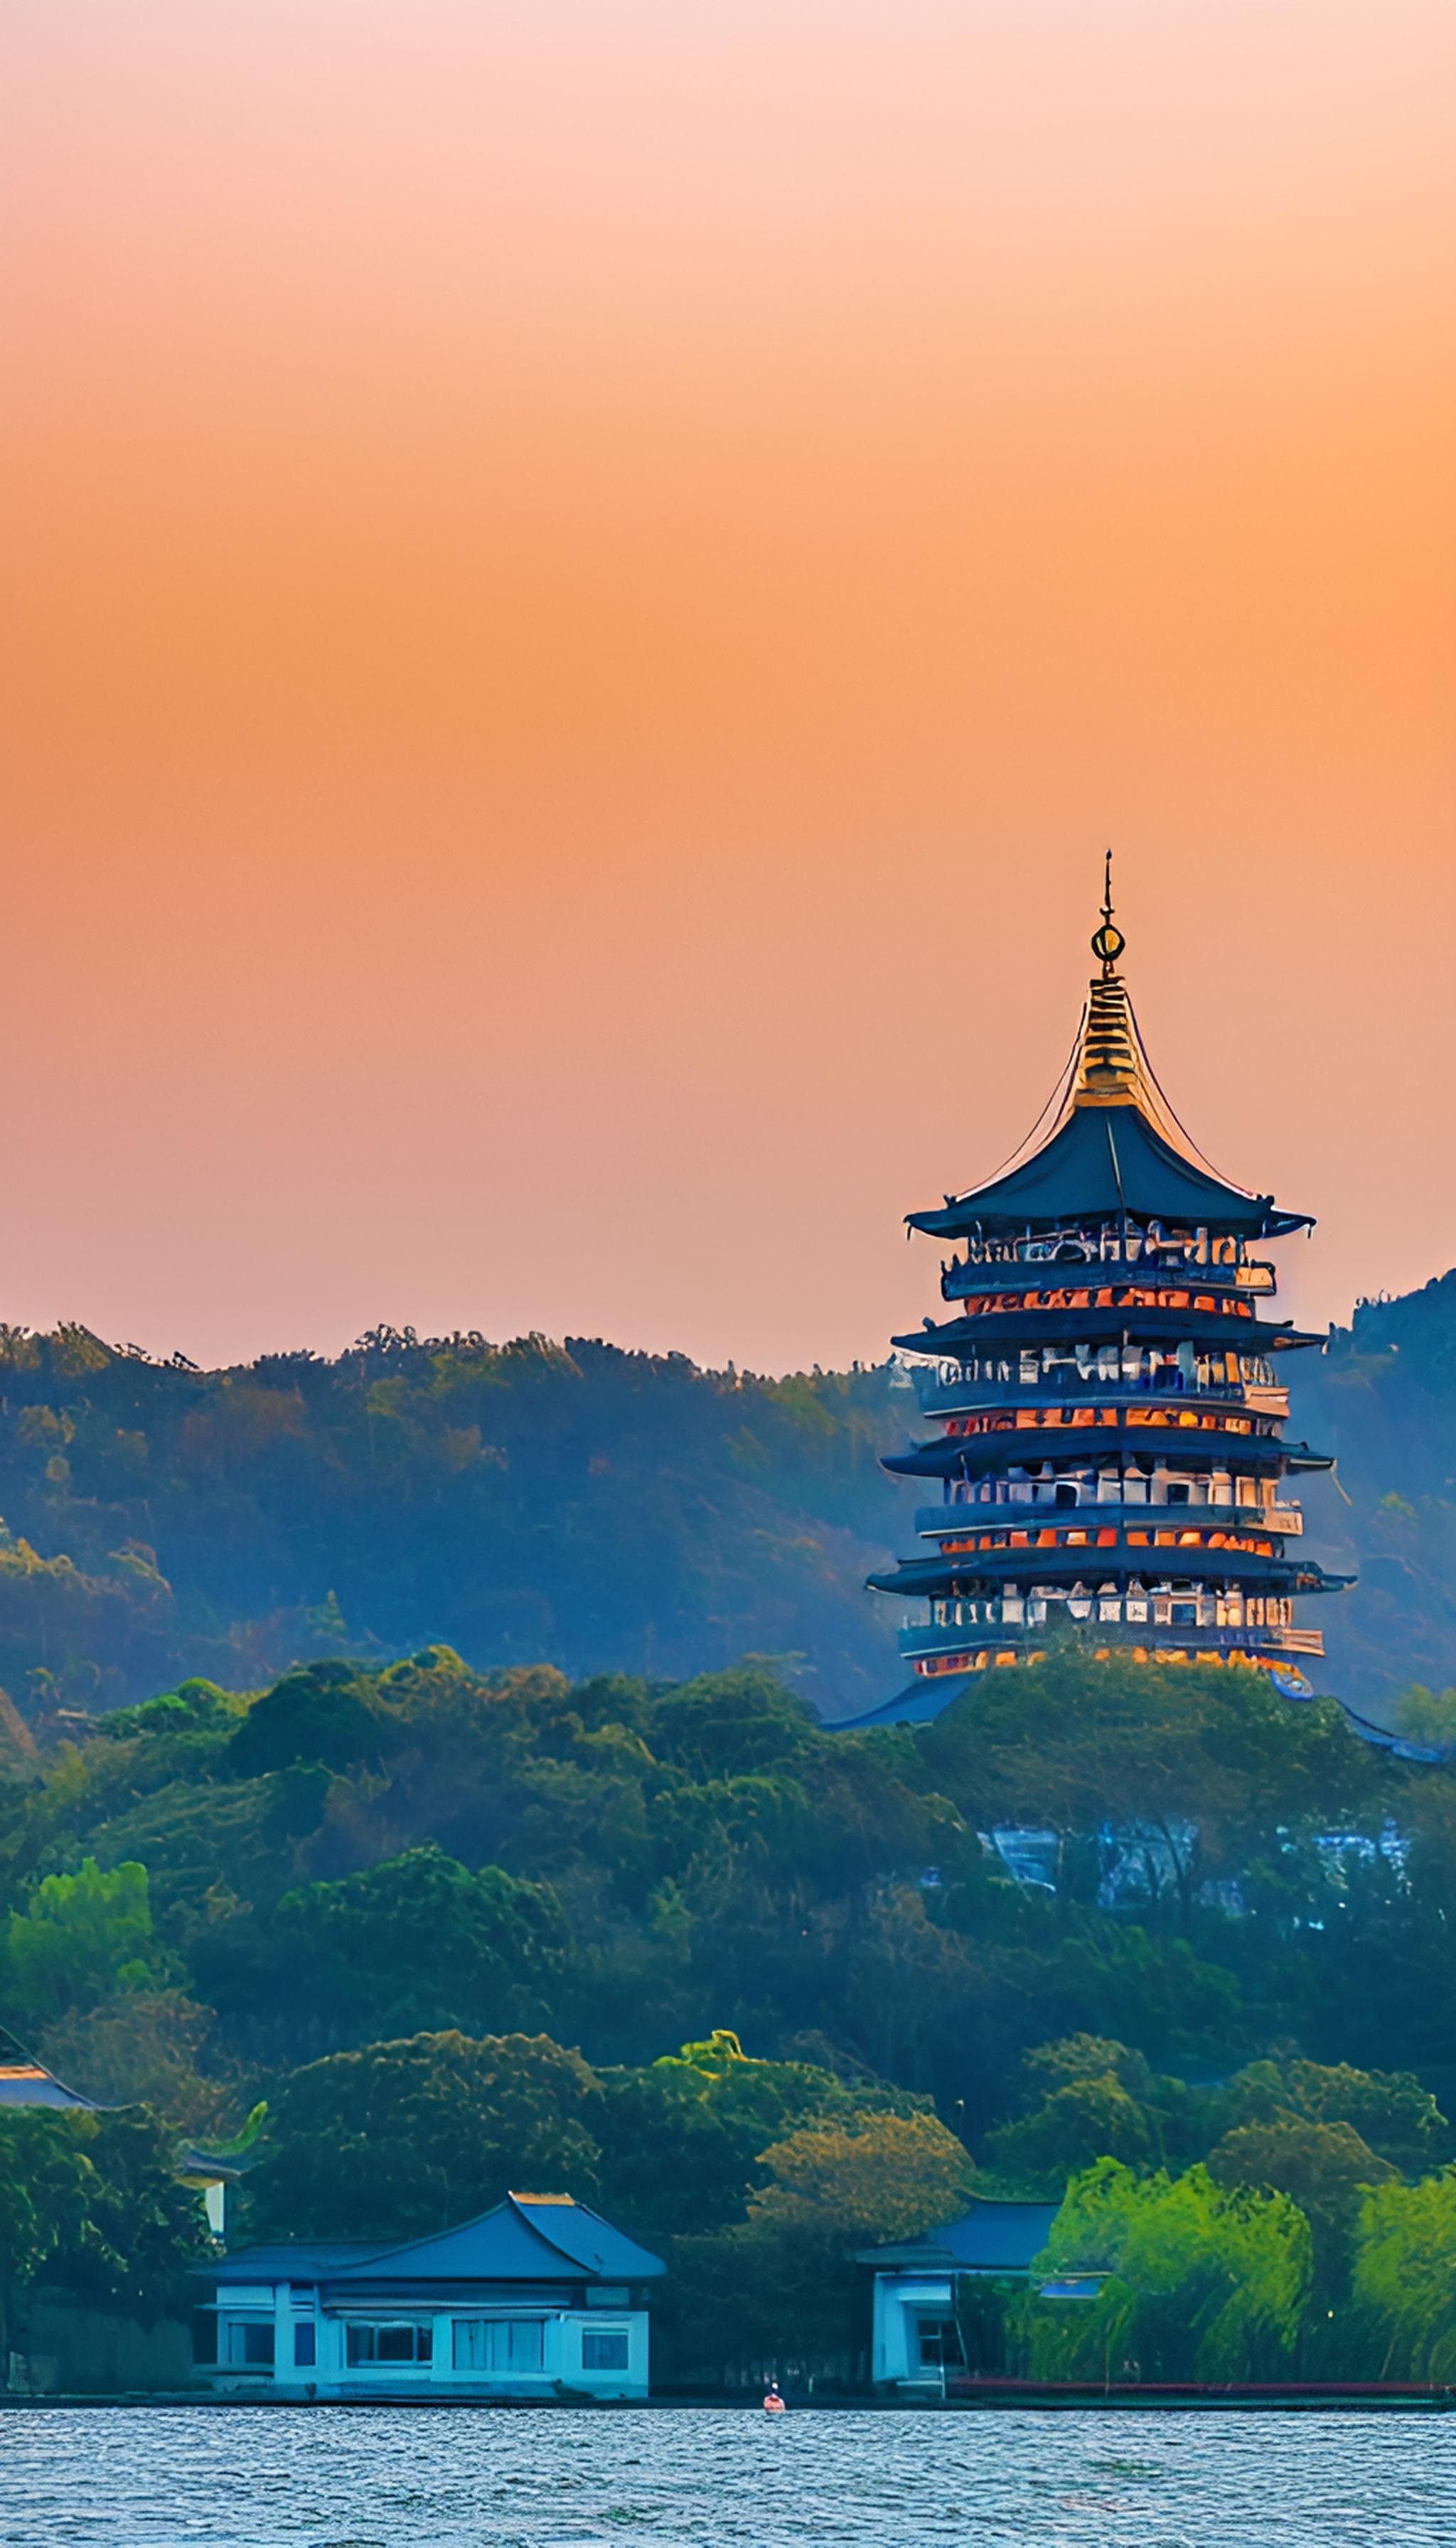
[[1014, 2157, 1311, 2382], [1352, 2172, 1456, 2380]]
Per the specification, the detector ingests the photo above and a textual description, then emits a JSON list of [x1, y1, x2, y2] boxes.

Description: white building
[[196, 2192, 665, 2400], [859, 2198, 1059, 2391]]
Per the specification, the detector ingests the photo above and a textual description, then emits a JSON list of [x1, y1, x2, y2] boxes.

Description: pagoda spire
[[1092, 846, 1123, 976], [906, 862, 1307, 1240], [1071, 850, 1150, 1110]]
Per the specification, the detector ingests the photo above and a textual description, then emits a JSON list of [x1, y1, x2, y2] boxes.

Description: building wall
[[209, 2286, 651, 2399], [870, 2274, 953, 2386]]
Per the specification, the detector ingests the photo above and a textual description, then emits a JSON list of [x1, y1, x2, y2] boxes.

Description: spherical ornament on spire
[[1092, 846, 1124, 971]]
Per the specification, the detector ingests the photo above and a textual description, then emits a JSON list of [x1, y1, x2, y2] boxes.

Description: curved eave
[[833, 1677, 975, 1730], [834, 1679, 1412, 1745], [1337, 1705, 1447, 1765], [882, 1430, 1332, 1479], [907, 1101, 1312, 1241], [912, 1202, 1312, 1243], [894, 1308, 1324, 1354], [869, 1550, 1353, 1596]]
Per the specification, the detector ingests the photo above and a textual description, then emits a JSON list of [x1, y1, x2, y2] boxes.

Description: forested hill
[[0, 1328, 907, 1731], [1294, 1269, 1456, 1706], [0, 1272, 1450, 1738]]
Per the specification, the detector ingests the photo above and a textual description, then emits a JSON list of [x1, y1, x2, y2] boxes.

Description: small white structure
[[859, 2198, 1059, 2391], [197, 2192, 664, 2400]]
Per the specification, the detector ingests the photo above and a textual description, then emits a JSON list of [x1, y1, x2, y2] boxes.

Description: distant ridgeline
[[0, 1324, 906, 1731], [0, 1298, 1448, 1743], [848, 863, 1353, 1731]]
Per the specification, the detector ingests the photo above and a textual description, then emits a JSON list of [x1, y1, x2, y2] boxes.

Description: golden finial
[[1073, 852, 1145, 1106], [1090, 847, 1125, 976]]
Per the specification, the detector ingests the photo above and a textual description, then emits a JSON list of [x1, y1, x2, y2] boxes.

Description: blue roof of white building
[[209, 2192, 665, 2286], [857, 2197, 1060, 2274]]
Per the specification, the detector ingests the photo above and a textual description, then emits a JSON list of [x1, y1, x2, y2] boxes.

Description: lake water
[[4, 2405, 1455, 2548]]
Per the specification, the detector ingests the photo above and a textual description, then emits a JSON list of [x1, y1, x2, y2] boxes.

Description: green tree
[[1352, 2171, 1456, 2379], [228, 1661, 392, 1778], [1206, 2116, 1394, 2325], [262, 1845, 575, 2043], [644, 1667, 818, 1781], [1019, 2158, 1311, 2382], [595, 2030, 924, 2242], [750, 2109, 977, 2244], [980, 2034, 1188, 2190], [1216, 2058, 1447, 2176], [0, 2107, 206, 2350], [0, 2111, 95, 2325], [241, 2030, 605, 2244], [83, 1769, 334, 1938], [1, 1857, 164, 2025]]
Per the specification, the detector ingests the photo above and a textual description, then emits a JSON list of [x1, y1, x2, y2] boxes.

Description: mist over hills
[[1295, 1270, 1456, 1704], [0, 1269, 1450, 1739]]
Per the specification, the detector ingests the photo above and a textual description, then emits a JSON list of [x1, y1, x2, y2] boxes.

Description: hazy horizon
[[13, 1245, 1455, 1385]]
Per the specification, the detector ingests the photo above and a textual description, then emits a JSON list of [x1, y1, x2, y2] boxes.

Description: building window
[[294, 2323, 316, 2368], [453, 2318, 545, 2372], [582, 2326, 629, 2372], [916, 2318, 960, 2370], [224, 2319, 275, 2368], [345, 2322, 433, 2366]]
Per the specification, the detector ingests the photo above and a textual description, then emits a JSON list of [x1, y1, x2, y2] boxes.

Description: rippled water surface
[[4, 2406, 1455, 2548]]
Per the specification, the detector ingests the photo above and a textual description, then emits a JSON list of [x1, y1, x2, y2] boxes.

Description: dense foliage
[[6, 1634, 1456, 2380], [0, 1272, 1450, 1735], [0, 1325, 904, 1727], [0, 2107, 206, 2360], [1019, 2159, 1312, 2382]]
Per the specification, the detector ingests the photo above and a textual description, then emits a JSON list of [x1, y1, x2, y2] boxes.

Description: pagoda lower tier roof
[[868, 1546, 1353, 1597], [894, 1307, 1324, 1356], [834, 1676, 973, 1730], [884, 1427, 1332, 1480], [909, 1099, 1312, 1242], [832, 1664, 1366, 1735]]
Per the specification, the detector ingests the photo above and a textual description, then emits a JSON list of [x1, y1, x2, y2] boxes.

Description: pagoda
[[851, 860, 1351, 1728]]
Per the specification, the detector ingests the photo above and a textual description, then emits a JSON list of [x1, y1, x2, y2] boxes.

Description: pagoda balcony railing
[[941, 1248, 1278, 1300], [914, 1372, 1285, 1420], [898, 1607, 1322, 1657], [914, 1499, 1304, 1538]]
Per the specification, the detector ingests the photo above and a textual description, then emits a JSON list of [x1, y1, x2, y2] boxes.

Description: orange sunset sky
[[4, 1, 1454, 1372]]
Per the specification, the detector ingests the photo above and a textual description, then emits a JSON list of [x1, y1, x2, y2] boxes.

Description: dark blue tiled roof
[[509, 2196, 665, 2281], [909, 1102, 1309, 1241], [858, 2198, 1060, 2273], [833, 1676, 974, 1730], [208, 2242, 391, 2282], [206, 2195, 665, 2287], [882, 1428, 1329, 1482]]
